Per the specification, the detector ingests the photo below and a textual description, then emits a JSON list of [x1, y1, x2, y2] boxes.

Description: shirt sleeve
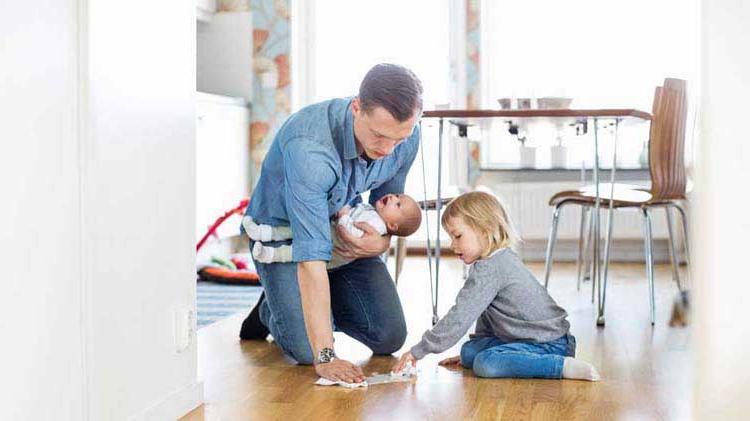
[[369, 125, 420, 205], [282, 137, 337, 262], [409, 263, 502, 359]]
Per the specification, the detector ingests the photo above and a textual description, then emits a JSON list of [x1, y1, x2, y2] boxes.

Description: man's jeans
[[459, 334, 576, 379], [251, 248, 407, 365]]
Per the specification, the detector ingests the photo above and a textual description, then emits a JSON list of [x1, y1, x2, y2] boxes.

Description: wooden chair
[[542, 78, 690, 325]]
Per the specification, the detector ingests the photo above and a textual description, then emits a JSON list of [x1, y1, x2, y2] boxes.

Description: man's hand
[[392, 351, 417, 373], [315, 358, 365, 383], [334, 222, 390, 259]]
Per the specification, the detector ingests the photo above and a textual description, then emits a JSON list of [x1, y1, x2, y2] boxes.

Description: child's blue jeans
[[460, 333, 576, 379]]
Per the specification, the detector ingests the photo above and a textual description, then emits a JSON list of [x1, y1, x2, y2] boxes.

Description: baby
[[243, 193, 422, 269]]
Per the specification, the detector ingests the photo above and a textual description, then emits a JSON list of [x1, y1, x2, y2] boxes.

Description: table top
[[422, 108, 652, 120]]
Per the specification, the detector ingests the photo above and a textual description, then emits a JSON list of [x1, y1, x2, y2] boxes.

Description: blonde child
[[393, 191, 599, 381]]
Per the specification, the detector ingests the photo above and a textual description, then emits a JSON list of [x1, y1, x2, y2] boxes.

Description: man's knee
[[368, 318, 407, 355]]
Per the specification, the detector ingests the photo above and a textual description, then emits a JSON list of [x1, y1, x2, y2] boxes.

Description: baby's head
[[441, 191, 518, 264], [374, 193, 422, 237]]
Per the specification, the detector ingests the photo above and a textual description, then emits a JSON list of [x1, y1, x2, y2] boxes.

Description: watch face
[[317, 347, 336, 363]]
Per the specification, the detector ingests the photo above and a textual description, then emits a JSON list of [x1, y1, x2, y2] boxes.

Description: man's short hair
[[358, 63, 423, 122]]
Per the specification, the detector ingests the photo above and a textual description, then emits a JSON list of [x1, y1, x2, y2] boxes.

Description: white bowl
[[537, 97, 573, 109]]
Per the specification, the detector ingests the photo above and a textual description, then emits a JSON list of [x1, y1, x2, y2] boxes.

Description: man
[[240, 63, 423, 383]]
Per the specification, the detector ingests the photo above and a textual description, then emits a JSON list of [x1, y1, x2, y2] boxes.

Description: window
[[308, 0, 451, 110], [293, 0, 456, 243], [292, 0, 455, 198], [480, 0, 700, 169]]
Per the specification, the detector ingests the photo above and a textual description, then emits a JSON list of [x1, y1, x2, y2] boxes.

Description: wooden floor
[[182, 256, 692, 420]]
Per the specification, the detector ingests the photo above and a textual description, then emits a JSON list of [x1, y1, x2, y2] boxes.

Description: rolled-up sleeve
[[282, 138, 337, 262], [369, 125, 420, 204]]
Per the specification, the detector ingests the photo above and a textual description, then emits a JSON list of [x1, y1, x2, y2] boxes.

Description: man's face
[[351, 98, 419, 160]]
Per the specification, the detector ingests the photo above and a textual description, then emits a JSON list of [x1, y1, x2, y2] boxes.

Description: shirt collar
[[343, 100, 359, 160]]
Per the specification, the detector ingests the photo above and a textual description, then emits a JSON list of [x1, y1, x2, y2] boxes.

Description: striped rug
[[197, 282, 263, 329]]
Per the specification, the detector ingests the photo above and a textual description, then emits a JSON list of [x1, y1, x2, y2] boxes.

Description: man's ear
[[351, 97, 361, 116]]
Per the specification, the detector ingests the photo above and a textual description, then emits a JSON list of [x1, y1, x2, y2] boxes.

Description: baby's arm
[[338, 205, 384, 238]]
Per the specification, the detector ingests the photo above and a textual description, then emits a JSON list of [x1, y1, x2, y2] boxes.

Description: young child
[[393, 191, 599, 381], [244, 193, 422, 269]]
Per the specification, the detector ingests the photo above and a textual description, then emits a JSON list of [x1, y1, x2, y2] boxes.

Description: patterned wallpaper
[[466, 0, 482, 185], [466, 0, 481, 110], [249, 0, 291, 177]]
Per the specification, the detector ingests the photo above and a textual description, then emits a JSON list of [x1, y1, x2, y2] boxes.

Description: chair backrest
[[648, 78, 688, 200]]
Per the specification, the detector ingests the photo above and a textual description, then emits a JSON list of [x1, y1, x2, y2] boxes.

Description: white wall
[[0, 0, 200, 419], [695, 0, 750, 418], [85, 1, 200, 419], [0, 1, 84, 419]]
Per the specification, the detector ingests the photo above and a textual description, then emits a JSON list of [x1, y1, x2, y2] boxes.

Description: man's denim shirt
[[243, 97, 420, 262]]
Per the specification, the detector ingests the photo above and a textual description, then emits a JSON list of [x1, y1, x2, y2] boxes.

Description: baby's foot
[[243, 217, 272, 242], [562, 357, 600, 381], [252, 242, 275, 264]]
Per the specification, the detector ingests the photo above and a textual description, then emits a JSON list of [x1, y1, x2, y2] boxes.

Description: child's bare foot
[[562, 357, 600, 381]]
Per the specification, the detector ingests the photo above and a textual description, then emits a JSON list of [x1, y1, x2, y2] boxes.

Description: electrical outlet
[[174, 306, 194, 354]]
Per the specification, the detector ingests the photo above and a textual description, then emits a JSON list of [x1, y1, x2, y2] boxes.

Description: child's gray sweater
[[410, 248, 570, 359]]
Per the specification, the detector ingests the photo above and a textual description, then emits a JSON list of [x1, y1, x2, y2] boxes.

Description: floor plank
[[182, 256, 692, 420]]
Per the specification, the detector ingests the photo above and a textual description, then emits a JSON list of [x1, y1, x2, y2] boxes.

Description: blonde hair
[[441, 191, 518, 258]]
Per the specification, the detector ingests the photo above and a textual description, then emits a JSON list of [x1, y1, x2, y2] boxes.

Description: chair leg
[[543, 205, 562, 289], [601, 206, 615, 309], [664, 206, 683, 291], [674, 202, 692, 289], [673, 203, 691, 263], [641, 208, 656, 325], [394, 237, 407, 285], [576, 207, 590, 291]]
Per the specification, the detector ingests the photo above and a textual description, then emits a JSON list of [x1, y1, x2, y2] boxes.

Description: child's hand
[[392, 351, 417, 373], [438, 355, 461, 366]]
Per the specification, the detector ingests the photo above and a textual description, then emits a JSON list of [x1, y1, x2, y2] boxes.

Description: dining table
[[418, 108, 652, 326]]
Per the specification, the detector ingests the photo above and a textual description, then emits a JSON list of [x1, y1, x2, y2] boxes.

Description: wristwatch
[[315, 347, 337, 364]]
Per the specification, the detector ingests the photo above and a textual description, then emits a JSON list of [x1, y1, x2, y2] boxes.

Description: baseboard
[[403, 238, 681, 264], [127, 381, 203, 421]]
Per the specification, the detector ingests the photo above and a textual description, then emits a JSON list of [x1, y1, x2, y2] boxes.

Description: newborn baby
[[245, 193, 422, 269]]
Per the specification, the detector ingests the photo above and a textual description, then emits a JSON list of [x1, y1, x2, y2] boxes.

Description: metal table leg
[[591, 118, 604, 325], [595, 118, 620, 326], [418, 121, 436, 324], [432, 118, 444, 325]]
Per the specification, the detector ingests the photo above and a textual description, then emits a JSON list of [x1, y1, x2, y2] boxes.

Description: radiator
[[406, 175, 685, 263]]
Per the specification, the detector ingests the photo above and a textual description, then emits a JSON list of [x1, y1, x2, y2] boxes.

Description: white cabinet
[[196, 92, 251, 240], [196, 11, 253, 101], [196, 0, 216, 22]]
